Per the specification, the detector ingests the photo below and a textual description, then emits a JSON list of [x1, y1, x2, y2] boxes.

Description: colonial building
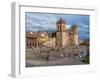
[[26, 18, 79, 49], [43, 38, 56, 48], [26, 32, 48, 48], [56, 18, 68, 47], [56, 18, 78, 48], [68, 24, 79, 46]]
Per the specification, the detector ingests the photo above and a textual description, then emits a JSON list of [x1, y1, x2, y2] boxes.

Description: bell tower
[[69, 24, 78, 46], [56, 18, 68, 47]]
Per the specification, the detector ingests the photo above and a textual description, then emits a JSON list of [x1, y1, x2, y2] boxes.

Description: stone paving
[[26, 57, 86, 67], [26, 45, 89, 67]]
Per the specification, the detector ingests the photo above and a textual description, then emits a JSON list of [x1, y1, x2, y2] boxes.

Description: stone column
[[33, 43, 34, 47], [36, 43, 38, 48]]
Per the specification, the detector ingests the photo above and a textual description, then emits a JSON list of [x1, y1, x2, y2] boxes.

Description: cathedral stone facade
[[26, 18, 79, 49], [56, 18, 78, 48]]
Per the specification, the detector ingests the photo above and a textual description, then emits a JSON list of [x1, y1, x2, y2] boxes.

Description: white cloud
[[77, 23, 89, 40], [66, 24, 71, 29], [26, 13, 57, 32], [78, 23, 89, 28]]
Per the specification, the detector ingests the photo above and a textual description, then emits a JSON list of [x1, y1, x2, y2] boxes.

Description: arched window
[[30, 43, 31, 48]]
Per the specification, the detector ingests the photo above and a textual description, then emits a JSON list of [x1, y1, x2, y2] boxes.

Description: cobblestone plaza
[[26, 45, 89, 67]]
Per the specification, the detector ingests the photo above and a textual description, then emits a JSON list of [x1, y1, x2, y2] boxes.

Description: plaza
[[26, 45, 89, 67]]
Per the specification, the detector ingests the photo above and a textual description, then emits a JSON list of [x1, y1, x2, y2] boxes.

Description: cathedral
[[26, 18, 79, 48], [56, 18, 79, 48]]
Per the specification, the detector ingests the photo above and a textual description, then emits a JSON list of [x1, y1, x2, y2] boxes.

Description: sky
[[25, 12, 90, 40]]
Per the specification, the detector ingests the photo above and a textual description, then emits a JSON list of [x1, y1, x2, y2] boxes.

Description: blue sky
[[25, 12, 90, 40]]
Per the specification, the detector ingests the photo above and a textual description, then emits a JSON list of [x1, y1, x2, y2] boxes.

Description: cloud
[[66, 24, 71, 29], [26, 13, 57, 32], [26, 12, 89, 40], [77, 23, 89, 40]]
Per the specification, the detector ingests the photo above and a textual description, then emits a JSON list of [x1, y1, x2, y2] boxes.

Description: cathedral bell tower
[[68, 24, 79, 46], [56, 18, 68, 48]]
